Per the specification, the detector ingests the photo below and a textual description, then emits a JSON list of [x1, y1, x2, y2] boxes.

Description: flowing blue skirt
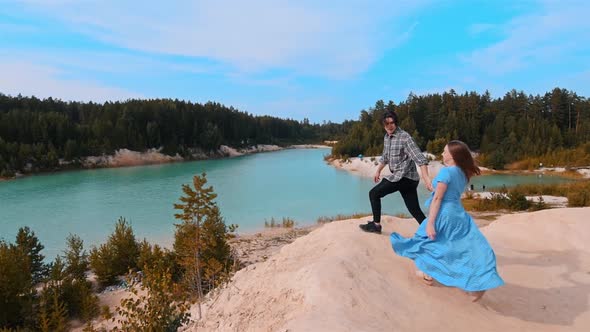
[[391, 202, 504, 291]]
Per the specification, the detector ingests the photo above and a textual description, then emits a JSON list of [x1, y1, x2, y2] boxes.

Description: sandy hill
[[189, 208, 590, 332]]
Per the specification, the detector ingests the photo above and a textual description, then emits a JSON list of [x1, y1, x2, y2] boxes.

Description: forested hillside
[[0, 94, 351, 176], [332, 88, 590, 169], [3, 87, 589, 177]]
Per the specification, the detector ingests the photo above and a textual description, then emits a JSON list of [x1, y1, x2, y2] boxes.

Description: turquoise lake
[[0, 148, 570, 259]]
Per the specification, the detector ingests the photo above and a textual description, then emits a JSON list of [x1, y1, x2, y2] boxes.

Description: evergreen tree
[[89, 217, 139, 287], [15, 226, 47, 284], [60, 234, 99, 322], [114, 264, 190, 332], [63, 233, 88, 281], [0, 240, 33, 329], [38, 284, 68, 332], [173, 173, 235, 318]]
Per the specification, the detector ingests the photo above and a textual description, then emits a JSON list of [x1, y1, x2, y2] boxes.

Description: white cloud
[[256, 95, 338, 121], [0, 59, 142, 102], [12, 0, 429, 79], [386, 21, 419, 50], [461, 1, 590, 75], [4, 48, 223, 76]]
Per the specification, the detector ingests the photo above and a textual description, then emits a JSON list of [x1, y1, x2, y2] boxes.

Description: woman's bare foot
[[470, 291, 485, 302], [415, 270, 434, 286]]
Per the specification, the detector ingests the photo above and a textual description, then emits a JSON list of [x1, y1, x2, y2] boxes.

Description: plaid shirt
[[379, 127, 429, 182]]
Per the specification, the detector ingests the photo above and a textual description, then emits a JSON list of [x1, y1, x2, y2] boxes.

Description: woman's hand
[[426, 221, 436, 240]]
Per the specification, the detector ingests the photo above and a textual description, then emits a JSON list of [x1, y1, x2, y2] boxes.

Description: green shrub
[[568, 191, 589, 207], [426, 137, 447, 156], [137, 240, 175, 279], [114, 266, 190, 332], [63, 234, 88, 282], [0, 240, 34, 329], [89, 243, 118, 287], [38, 286, 68, 332], [530, 196, 549, 211], [89, 217, 139, 288], [264, 217, 295, 228], [508, 192, 531, 210], [61, 280, 98, 322]]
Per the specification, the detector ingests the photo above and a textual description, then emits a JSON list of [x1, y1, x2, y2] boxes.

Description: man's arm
[[379, 135, 389, 165], [376, 135, 388, 183], [374, 162, 386, 183], [405, 136, 433, 191], [419, 164, 433, 191]]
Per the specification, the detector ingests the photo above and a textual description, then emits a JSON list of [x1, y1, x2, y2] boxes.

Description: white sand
[[82, 148, 183, 167], [189, 208, 590, 332], [330, 155, 444, 180], [81, 144, 291, 167], [220, 144, 330, 157], [471, 192, 569, 208], [219, 144, 284, 157], [535, 167, 590, 179], [291, 144, 331, 149]]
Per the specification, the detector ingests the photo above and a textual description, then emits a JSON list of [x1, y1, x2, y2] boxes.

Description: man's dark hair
[[382, 111, 398, 125]]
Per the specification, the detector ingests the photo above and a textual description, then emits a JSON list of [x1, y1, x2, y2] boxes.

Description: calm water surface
[[0, 148, 569, 258]]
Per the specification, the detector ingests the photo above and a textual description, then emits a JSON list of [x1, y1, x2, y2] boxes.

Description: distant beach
[[0, 144, 331, 181], [329, 154, 589, 206]]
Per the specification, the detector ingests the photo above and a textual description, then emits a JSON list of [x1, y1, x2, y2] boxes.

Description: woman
[[390, 140, 504, 302]]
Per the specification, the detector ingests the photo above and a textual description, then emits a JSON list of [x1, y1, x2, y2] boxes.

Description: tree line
[[0, 93, 350, 177], [3, 87, 589, 176], [332, 88, 590, 169]]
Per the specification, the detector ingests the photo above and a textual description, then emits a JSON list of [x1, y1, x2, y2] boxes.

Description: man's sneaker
[[359, 221, 382, 234]]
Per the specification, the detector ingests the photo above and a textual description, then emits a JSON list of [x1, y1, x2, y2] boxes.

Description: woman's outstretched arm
[[426, 182, 448, 240]]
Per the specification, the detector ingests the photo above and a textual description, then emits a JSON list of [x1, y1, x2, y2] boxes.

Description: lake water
[[0, 148, 570, 259]]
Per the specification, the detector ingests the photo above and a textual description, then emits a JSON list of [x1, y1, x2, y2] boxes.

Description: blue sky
[[1, 0, 589, 123]]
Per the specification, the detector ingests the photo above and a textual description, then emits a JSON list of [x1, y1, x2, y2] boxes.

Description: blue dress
[[390, 166, 504, 291]]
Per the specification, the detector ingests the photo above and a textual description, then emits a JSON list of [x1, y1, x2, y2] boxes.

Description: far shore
[[329, 154, 590, 208], [329, 154, 590, 180], [0, 144, 331, 182]]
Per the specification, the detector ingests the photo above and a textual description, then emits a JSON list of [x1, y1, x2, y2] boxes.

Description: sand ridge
[[189, 208, 590, 332]]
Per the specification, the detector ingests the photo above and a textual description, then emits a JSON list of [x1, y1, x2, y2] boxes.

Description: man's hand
[[373, 171, 381, 183], [419, 165, 433, 192], [422, 176, 433, 192], [426, 221, 436, 240]]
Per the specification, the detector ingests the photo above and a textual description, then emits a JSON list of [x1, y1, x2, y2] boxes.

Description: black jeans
[[369, 177, 426, 224]]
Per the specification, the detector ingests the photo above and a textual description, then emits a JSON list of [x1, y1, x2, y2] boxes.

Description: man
[[359, 111, 433, 234]]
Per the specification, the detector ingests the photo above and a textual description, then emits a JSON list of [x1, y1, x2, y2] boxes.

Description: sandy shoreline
[[329, 154, 590, 207], [330, 154, 590, 180], [1, 144, 331, 181]]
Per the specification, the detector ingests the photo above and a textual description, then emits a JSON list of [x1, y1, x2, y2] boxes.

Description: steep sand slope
[[191, 208, 590, 332]]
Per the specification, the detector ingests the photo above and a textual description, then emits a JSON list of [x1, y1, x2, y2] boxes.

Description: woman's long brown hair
[[447, 140, 481, 180]]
